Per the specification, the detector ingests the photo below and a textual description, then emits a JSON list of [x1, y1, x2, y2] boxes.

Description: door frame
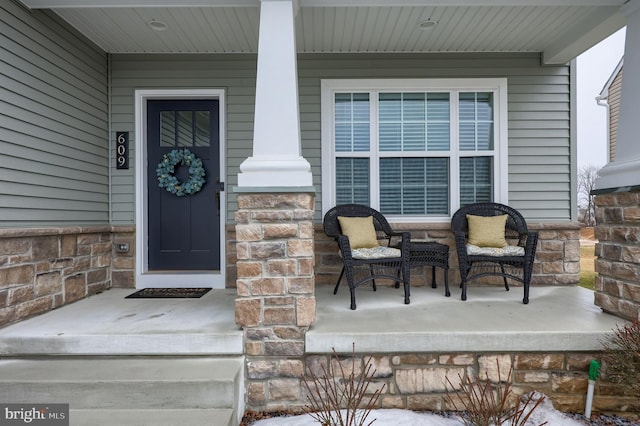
[[134, 89, 226, 289]]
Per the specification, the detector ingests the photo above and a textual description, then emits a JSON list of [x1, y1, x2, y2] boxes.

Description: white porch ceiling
[[18, 0, 627, 64]]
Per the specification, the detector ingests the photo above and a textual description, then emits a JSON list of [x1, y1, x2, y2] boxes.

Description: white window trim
[[321, 78, 509, 223]]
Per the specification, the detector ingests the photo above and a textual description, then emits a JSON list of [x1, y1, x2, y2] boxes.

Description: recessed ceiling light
[[418, 19, 438, 30], [147, 19, 168, 32]]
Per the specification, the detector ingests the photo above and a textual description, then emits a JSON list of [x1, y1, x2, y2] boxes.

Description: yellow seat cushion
[[466, 214, 508, 248], [337, 216, 379, 249]]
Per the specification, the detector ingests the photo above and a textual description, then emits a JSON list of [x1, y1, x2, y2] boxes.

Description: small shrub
[[302, 344, 384, 426], [445, 358, 547, 426], [601, 319, 640, 396]]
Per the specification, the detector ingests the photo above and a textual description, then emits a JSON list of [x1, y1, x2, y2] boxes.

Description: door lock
[[216, 178, 224, 214]]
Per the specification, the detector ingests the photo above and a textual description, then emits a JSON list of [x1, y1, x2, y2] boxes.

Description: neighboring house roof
[[598, 57, 624, 99], [18, 0, 626, 64]]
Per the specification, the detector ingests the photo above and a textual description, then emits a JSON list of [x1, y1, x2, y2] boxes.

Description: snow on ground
[[252, 396, 586, 425]]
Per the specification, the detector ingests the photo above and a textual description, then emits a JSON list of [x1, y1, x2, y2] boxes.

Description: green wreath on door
[[156, 148, 206, 196]]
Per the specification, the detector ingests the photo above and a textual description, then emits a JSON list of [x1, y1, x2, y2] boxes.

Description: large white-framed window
[[321, 78, 508, 222]]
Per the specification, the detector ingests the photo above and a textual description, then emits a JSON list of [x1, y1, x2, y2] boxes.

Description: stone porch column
[[234, 192, 316, 410], [594, 192, 640, 320], [593, 2, 640, 321], [235, 1, 316, 410]]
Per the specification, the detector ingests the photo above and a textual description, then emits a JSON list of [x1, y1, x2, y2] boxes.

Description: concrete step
[[71, 409, 235, 426], [0, 357, 244, 426]]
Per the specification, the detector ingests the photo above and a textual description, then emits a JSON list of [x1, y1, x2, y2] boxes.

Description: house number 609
[[116, 132, 129, 170]]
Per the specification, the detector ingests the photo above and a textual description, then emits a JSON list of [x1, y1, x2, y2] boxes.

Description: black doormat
[[125, 288, 211, 299]]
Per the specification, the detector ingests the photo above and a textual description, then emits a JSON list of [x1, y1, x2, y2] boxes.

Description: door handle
[[215, 178, 224, 215]]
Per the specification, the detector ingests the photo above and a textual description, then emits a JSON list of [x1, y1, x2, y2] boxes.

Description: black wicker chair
[[450, 202, 538, 304], [323, 204, 411, 310]]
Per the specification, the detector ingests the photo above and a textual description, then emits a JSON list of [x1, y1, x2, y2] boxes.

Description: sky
[[576, 28, 626, 170]]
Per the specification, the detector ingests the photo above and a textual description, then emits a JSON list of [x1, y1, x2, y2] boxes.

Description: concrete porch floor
[[0, 284, 625, 356], [0, 288, 243, 356], [308, 284, 624, 353]]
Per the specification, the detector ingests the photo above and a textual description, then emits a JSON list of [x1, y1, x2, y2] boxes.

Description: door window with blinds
[[322, 79, 508, 221]]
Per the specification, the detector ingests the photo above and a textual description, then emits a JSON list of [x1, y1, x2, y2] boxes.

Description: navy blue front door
[[147, 99, 220, 271]]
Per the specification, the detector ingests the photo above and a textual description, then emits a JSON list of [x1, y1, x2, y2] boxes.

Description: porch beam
[[301, 0, 625, 5], [18, 0, 259, 8], [595, 1, 640, 192], [237, 0, 313, 188], [542, 7, 625, 64], [19, 0, 626, 8]]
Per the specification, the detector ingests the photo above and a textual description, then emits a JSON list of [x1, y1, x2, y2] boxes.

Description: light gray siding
[[111, 52, 571, 224], [0, 1, 109, 226], [109, 54, 257, 224], [299, 53, 571, 222]]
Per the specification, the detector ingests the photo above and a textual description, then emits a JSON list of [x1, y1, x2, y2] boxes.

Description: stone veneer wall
[[315, 222, 581, 289], [594, 190, 640, 320], [0, 225, 135, 327], [245, 350, 638, 417]]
